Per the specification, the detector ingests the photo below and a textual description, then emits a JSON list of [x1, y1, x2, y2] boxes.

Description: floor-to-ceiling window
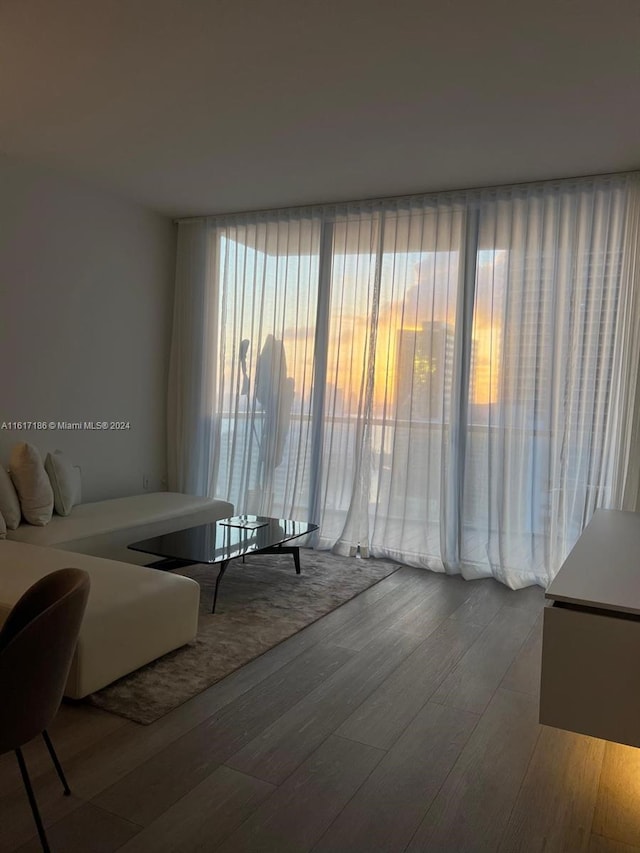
[[169, 173, 640, 588]]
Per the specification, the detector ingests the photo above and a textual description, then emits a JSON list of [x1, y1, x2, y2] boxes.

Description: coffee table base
[[257, 545, 302, 574], [211, 545, 302, 613]]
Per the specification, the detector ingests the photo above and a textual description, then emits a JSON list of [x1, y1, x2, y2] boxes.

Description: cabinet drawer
[[540, 603, 640, 747]]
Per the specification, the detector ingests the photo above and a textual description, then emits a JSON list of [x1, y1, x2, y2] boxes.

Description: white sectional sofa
[[0, 491, 233, 699], [6, 491, 234, 563]]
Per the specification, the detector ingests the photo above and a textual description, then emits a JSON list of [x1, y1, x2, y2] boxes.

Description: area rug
[[86, 549, 400, 724]]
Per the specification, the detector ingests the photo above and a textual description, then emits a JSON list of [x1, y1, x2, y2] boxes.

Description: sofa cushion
[[0, 467, 21, 530], [45, 450, 82, 516], [0, 510, 5, 539], [0, 539, 200, 698], [9, 443, 54, 526]]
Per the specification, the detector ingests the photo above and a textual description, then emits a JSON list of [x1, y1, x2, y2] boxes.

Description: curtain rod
[[172, 168, 640, 224]]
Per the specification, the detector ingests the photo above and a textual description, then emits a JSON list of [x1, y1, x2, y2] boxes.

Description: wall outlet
[[142, 474, 150, 491]]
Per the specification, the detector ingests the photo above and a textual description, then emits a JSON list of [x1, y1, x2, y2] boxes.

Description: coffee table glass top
[[129, 515, 318, 564]]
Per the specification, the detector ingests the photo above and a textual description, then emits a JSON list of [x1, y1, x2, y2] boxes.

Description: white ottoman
[[0, 540, 199, 698]]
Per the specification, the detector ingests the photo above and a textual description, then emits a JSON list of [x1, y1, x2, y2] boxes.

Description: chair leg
[[42, 730, 71, 796], [15, 748, 51, 853]]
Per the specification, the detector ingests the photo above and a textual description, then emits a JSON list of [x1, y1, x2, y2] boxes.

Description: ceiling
[[1, 0, 638, 217]]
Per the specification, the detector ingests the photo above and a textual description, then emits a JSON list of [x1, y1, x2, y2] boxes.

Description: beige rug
[[86, 549, 400, 724]]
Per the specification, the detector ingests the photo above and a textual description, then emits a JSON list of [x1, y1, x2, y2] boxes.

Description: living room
[[0, 0, 639, 850]]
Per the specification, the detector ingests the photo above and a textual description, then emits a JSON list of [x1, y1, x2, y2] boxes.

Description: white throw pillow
[[0, 509, 6, 539], [0, 465, 21, 529], [45, 450, 82, 516], [9, 443, 54, 526]]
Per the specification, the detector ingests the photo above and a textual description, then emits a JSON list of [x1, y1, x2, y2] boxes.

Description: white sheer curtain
[[319, 197, 466, 567], [168, 173, 640, 588], [207, 210, 321, 518], [463, 177, 638, 586], [167, 219, 220, 495]]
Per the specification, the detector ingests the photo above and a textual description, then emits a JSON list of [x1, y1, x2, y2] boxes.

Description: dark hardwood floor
[[1, 566, 638, 852]]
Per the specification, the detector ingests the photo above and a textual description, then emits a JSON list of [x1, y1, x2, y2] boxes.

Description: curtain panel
[[168, 172, 640, 588]]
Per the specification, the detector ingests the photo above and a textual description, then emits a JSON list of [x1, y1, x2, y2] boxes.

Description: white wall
[[0, 157, 176, 501]]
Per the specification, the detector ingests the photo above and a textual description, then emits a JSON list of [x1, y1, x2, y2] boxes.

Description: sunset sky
[[219, 236, 507, 417]]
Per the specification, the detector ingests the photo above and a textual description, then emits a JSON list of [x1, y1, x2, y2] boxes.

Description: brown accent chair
[[0, 568, 90, 853]]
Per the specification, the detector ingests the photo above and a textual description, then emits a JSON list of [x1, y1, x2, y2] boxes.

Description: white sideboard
[[540, 509, 640, 747]]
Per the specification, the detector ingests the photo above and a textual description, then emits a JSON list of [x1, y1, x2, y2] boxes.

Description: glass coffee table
[[129, 515, 318, 613]]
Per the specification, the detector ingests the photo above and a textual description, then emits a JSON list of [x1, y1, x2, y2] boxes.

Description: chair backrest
[[0, 568, 90, 753]]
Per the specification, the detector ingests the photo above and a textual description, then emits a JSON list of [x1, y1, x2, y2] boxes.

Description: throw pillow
[[0, 509, 6, 539], [45, 450, 82, 516], [9, 443, 54, 526], [0, 465, 21, 529]]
